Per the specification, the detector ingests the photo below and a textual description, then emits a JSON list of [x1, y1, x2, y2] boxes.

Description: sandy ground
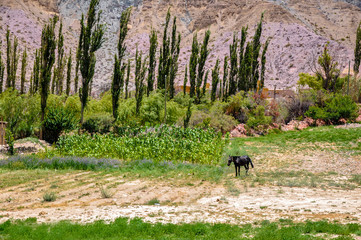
[[0, 172, 360, 225]]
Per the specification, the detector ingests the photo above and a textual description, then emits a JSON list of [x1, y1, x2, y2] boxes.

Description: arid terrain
[[0, 0, 360, 95], [1, 125, 360, 226]]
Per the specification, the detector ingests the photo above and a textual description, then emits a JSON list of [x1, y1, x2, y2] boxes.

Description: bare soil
[[0, 170, 360, 225]]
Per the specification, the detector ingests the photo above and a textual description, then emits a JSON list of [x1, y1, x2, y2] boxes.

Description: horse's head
[[227, 156, 232, 166]]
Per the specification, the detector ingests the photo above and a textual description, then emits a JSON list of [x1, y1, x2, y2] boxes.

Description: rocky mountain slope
[[0, 0, 361, 95]]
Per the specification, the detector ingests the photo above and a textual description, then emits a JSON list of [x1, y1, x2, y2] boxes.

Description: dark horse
[[228, 155, 254, 176]]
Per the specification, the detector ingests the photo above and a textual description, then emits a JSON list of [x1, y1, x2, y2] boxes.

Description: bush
[[247, 105, 272, 129], [43, 105, 78, 143], [285, 92, 314, 123], [43, 192, 57, 202], [82, 114, 114, 134], [224, 92, 252, 123], [306, 94, 358, 123], [0, 90, 41, 139]]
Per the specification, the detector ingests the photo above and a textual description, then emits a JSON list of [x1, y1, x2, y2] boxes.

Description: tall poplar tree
[[20, 48, 27, 94], [66, 50, 72, 96], [5, 28, 11, 89], [168, 17, 181, 99], [147, 29, 157, 96], [229, 33, 238, 95], [78, 0, 105, 124], [11, 37, 19, 89], [189, 33, 198, 98], [0, 41, 4, 93], [238, 26, 248, 91], [183, 65, 188, 96], [112, 7, 131, 119], [157, 9, 171, 90], [195, 30, 210, 104], [56, 20, 65, 94], [32, 49, 41, 94], [40, 17, 58, 139], [222, 56, 229, 101], [125, 59, 130, 99], [260, 38, 270, 90], [354, 21, 361, 75], [211, 59, 220, 102], [135, 48, 147, 115]]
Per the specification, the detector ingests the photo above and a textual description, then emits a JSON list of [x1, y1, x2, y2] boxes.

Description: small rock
[[39, 211, 47, 216]]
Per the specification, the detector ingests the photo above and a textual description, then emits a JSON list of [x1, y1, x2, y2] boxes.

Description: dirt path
[[0, 174, 360, 224]]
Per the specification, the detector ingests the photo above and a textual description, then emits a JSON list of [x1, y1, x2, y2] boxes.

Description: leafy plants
[[43, 192, 57, 202], [55, 126, 225, 165]]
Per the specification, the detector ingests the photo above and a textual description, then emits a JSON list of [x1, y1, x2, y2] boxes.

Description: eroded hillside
[[0, 0, 360, 95]]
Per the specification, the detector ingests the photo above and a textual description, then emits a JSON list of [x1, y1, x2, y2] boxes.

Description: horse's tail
[[248, 157, 254, 168]]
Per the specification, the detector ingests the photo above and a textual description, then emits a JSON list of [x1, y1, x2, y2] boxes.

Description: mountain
[[0, 0, 360, 95]]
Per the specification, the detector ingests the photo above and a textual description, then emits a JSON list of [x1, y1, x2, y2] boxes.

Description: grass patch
[[0, 218, 360, 239], [146, 198, 160, 205], [42, 192, 56, 202], [99, 185, 113, 199], [231, 126, 361, 155]]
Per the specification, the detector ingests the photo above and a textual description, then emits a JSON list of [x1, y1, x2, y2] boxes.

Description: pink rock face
[[316, 119, 326, 127], [339, 118, 347, 124], [230, 124, 247, 138], [356, 115, 361, 123], [304, 117, 315, 126]]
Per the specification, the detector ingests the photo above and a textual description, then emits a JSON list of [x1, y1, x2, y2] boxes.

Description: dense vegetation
[[54, 126, 225, 164], [0, 218, 360, 240]]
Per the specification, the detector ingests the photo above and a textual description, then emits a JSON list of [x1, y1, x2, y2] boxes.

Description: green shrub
[[224, 92, 252, 123], [44, 105, 78, 144], [306, 94, 358, 123], [43, 192, 57, 202], [82, 114, 113, 134], [5, 129, 15, 155], [247, 105, 272, 129]]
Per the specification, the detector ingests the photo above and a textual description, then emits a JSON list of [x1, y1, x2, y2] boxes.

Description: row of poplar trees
[[110, 9, 270, 120], [0, 0, 270, 137]]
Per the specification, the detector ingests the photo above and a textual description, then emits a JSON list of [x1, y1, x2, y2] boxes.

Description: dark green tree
[[20, 48, 27, 94], [5, 28, 11, 89], [183, 65, 188, 96], [112, 55, 123, 119], [112, 7, 132, 119], [147, 28, 157, 96], [114, 7, 131, 109], [32, 49, 41, 94], [157, 9, 171, 90], [56, 20, 65, 94], [229, 33, 238, 95], [0, 41, 4, 93], [260, 38, 270, 90], [74, 16, 83, 94], [40, 17, 58, 140], [222, 56, 229, 101], [211, 59, 220, 102], [183, 99, 192, 128], [125, 59, 130, 99], [189, 33, 199, 98], [195, 30, 210, 103], [135, 48, 147, 115], [11, 37, 19, 89], [78, 0, 105, 124], [315, 43, 340, 92], [251, 13, 264, 90], [238, 26, 248, 91], [66, 50, 72, 96], [168, 17, 181, 99], [243, 42, 253, 91], [354, 21, 361, 75]]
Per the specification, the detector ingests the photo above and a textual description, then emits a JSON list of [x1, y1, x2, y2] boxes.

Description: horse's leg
[[235, 165, 237, 177], [245, 165, 249, 175]]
